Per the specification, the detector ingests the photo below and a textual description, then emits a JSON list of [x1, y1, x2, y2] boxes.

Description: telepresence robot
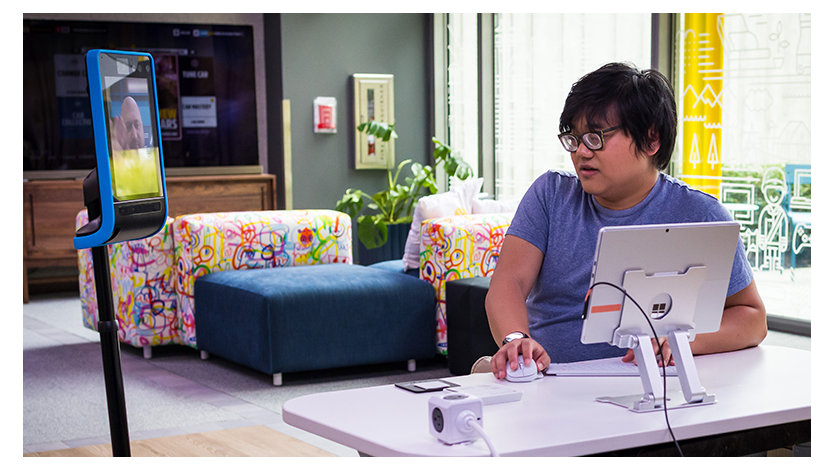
[[581, 221, 741, 412], [74, 49, 168, 456]]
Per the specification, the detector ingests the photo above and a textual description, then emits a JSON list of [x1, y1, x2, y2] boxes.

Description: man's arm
[[622, 279, 768, 364], [690, 279, 768, 355], [484, 234, 549, 378]]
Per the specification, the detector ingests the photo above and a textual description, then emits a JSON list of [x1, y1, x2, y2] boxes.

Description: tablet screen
[[99, 52, 163, 201]]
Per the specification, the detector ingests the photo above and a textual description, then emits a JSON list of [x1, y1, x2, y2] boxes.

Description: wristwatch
[[502, 331, 530, 345]]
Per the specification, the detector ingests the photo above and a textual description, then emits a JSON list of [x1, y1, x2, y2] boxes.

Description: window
[[492, 13, 652, 200], [440, 13, 811, 329], [446, 14, 480, 179], [675, 13, 811, 328]]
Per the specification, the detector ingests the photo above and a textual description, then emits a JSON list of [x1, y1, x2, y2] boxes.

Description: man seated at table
[[484, 62, 767, 380]]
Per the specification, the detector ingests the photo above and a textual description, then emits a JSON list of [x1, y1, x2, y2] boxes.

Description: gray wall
[[24, 13, 433, 216], [269, 13, 433, 211]]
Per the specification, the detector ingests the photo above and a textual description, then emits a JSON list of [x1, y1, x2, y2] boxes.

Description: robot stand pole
[[91, 245, 132, 457]]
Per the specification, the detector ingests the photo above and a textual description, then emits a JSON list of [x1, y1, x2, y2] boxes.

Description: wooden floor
[[24, 425, 336, 457], [23, 425, 800, 458]]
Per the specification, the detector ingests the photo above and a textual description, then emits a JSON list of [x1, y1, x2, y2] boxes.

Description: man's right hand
[[491, 337, 551, 380]]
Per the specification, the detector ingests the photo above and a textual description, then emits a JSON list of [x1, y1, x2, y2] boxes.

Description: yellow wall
[[681, 13, 724, 197]]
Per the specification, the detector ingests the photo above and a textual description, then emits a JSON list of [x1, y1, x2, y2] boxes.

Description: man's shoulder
[[659, 173, 720, 204], [655, 173, 731, 220], [539, 169, 579, 183], [532, 170, 581, 193]]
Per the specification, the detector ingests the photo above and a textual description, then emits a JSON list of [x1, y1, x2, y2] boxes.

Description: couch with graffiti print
[[76, 209, 352, 358]]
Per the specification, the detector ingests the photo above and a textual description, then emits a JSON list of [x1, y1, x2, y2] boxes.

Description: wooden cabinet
[[23, 174, 277, 302], [165, 175, 276, 216]]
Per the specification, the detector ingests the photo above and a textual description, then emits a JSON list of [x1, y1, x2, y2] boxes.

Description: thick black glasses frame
[[559, 125, 621, 152]]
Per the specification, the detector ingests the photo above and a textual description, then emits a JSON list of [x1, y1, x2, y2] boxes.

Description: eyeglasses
[[558, 125, 621, 152]]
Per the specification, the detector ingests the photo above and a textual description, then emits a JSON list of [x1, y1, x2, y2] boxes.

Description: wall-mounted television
[[23, 19, 260, 178]]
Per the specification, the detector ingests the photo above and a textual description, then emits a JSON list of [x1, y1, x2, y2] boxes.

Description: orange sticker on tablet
[[590, 304, 622, 314]]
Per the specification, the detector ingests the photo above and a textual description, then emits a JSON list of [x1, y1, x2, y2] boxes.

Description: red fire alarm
[[314, 96, 337, 134]]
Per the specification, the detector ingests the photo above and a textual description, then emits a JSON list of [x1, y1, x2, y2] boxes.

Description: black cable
[[589, 281, 684, 457]]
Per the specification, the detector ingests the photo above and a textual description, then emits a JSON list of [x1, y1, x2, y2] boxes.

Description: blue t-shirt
[[506, 171, 754, 363]]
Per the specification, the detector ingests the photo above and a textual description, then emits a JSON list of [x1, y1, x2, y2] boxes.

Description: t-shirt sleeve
[[505, 173, 552, 254], [705, 195, 754, 297], [727, 237, 754, 297]]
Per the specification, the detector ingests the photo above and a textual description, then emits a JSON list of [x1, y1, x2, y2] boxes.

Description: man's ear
[[646, 128, 661, 157]]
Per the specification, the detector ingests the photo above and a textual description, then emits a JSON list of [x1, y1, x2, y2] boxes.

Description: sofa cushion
[[368, 259, 419, 277], [472, 198, 520, 215], [401, 191, 467, 271], [418, 212, 513, 354]]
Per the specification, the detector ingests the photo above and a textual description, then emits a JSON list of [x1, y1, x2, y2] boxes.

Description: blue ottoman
[[367, 259, 419, 278], [194, 264, 437, 385]]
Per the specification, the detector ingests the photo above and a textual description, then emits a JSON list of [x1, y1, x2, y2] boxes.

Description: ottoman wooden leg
[[273, 373, 283, 386]]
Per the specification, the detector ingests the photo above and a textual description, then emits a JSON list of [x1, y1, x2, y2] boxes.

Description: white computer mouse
[[504, 355, 543, 382]]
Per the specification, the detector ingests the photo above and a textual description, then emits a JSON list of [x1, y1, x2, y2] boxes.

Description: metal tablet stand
[[596, 266, 717, 412]]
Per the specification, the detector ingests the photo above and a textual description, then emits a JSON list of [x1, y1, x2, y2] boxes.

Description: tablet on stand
[[581, 222, 740, 412]]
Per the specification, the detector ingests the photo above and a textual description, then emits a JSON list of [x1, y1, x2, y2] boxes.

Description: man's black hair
[[559, 62, 677, 171]]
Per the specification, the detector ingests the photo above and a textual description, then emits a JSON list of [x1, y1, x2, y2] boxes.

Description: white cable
[[460, 412, 499, 457]]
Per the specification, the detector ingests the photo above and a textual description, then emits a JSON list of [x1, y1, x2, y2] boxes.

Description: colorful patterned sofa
[[418, 213, 514, 355], [78, 205, 511, 380], [77, 209, 353, 357], [76, 210, 180, 356]]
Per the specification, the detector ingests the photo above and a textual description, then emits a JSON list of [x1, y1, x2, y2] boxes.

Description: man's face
[[569, 115, 659, 210], [120, 97, 145, 149]]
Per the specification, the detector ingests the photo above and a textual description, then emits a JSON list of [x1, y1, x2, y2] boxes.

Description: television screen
[[23, 19, 259, 173]]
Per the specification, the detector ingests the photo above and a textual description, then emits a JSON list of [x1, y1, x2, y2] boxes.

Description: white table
[[282, 345, 810, 456]]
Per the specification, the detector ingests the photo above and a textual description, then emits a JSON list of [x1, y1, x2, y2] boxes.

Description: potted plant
[[336, 121, 472, 263]]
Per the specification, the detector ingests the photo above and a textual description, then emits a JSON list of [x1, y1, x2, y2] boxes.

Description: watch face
[[503, 332, 528, 344]]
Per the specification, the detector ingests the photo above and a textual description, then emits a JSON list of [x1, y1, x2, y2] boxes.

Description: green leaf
[[391, 215, 413, 225], [390, 159, 412, 189], [357, 215, 389, 249], [432, 137, 452, 161], [358, 121, 398, 142], [334, 189, 365, 219], [431, 137, 472, 180], [340, 132, 472, 251]]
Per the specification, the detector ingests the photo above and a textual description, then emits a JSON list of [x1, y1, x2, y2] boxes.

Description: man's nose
[[575, 141, 594, 158]]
